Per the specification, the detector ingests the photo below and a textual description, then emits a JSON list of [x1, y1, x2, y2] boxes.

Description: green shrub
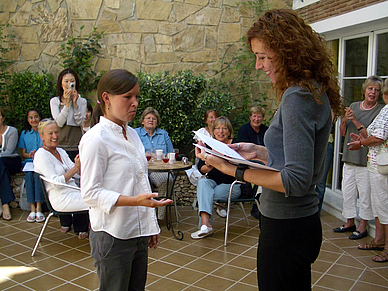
[[5, 71, 55, 131], [59, 26, 104, 98], [133, 70, 234, 148]]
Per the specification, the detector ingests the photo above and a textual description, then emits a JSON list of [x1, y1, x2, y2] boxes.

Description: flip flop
[[27, 212, 36, 223], [36, 212, 45, 223], [2, 212, 12, 221]]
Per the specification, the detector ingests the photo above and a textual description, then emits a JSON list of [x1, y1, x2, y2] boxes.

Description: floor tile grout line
[[312, 250, 346, 288]]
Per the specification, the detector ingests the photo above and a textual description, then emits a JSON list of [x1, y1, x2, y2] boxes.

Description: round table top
[[147, 160, 192, 172]]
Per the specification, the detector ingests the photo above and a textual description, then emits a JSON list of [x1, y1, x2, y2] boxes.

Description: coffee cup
[[168, 152, 175, 164], [156, 149, 163, 160]]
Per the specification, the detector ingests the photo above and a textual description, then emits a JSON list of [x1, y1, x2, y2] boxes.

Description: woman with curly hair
[[196, 9, 343, 290]]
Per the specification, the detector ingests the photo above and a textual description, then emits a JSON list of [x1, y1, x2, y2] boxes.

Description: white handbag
[[376, 152, 388, 175]]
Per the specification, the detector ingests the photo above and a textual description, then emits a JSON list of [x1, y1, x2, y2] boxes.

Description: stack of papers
[[193, 130, 277, 171]]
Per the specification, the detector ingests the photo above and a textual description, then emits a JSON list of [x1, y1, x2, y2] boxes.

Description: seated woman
[[191, 116, 241, 239], [33, 119, 89, 239], [196, 109, 218, 138], [18, 109, 45, 223], [0, 107, 22, 221], [135, 107, 174, 187]]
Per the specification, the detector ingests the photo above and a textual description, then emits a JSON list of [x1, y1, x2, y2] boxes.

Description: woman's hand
[[229, 142, 268, 162], [348, 133, 364, 150], [29, 150, 36, 159], [136, 193, 173, 208], [72, 89, 79, 107], [148, 234, 160, 249], [74, 154, 81, 169], [344, 107, 354, 121], [63, 89, 72, 107]]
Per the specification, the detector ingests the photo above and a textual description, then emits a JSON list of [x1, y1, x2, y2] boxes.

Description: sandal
[[78, 232, 89, 240], [35, 212, 45, 223], [27, 212, 36, 223], [372, 249, 388, 263], [2, 205, 12, 221], [358, 240, 385, 251], [60, 226, 71, 233]]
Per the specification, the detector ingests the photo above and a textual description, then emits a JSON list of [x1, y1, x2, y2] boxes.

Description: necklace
[[43, 145, 58, 155], [361, 101, 378, 111]]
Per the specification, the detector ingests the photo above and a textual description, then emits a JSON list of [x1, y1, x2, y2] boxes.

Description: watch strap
[[235, 164, 248, 182]]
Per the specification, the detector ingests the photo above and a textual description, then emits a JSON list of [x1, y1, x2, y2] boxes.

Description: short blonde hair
[[249, 106, 265, 117], [38, 119, 58, 135], [212, 116, 234, 139], [361, 75, 383, 96], [140, 107, 161, 127]]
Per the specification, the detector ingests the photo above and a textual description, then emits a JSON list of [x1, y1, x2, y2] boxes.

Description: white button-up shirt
[[79, 116, 160, 240]]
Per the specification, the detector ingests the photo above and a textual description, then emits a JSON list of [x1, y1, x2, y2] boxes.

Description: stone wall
[[1, 0, 290, 81]]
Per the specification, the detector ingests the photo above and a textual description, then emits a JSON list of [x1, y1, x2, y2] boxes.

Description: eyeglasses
[[41, 118, 53, 122], [214, 127, 229, 131], [366, 87, 380, 93], [144, 117, 157, 121]]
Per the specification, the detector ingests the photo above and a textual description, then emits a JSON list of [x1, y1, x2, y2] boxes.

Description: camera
[[69, 82, 75, 90]]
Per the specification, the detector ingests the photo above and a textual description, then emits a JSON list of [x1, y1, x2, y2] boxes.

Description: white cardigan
[[34, 147, 88, 212]]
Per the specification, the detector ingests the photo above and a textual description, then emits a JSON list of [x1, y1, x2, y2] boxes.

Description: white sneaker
[[216, 207, 227, 218], [191, 225, 214, 239]]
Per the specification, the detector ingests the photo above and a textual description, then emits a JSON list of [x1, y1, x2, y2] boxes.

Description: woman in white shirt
[[34, 119, 89, 239], [79, 69, 172, 291], [50, 68, 86, 161]]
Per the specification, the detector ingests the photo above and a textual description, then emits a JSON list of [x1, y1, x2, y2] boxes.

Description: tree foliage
[[133, 70, 234, 148], [5, 71, 55, 131]]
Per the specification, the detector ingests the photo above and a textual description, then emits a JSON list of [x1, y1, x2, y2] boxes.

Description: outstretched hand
[[136, 193, 173, 208]]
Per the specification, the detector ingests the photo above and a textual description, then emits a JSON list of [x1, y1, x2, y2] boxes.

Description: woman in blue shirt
[[18, 109, 44, 223], [135, 107, 174, 190], [135, 107, 173, 155]]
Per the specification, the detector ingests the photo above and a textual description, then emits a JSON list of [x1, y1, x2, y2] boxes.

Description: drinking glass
[[145, 150, 152, 163], [173, 148, 179, 159], [162, 154, 170, 165]]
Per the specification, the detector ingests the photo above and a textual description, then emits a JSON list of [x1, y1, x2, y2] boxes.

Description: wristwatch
[[235, 164, 248, 182], [358, 125, 364, 131]]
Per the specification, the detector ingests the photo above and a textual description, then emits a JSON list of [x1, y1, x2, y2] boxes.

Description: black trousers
[[59, 213, 89, 233], [257, 212, 322, 291]]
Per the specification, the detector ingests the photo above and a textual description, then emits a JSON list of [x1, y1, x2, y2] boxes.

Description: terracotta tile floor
[[1, 205, 388, 290]]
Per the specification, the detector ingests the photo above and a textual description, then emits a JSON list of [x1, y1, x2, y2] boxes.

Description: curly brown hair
[[247, 9, 343, 119]]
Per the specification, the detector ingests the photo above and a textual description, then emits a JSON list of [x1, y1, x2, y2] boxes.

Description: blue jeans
[[316, 142, 334, 214], [24, 171, 43, 204], [197, 178, 241, 224]]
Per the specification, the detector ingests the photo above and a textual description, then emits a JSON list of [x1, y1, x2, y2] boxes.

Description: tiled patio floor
[[1, 205, 388, 290]]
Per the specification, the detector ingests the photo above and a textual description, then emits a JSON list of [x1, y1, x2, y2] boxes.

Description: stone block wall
[[1, 0, 290, 80]]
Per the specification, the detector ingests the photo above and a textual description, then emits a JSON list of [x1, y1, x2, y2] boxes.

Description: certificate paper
[[193, 130, 278, 172]]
